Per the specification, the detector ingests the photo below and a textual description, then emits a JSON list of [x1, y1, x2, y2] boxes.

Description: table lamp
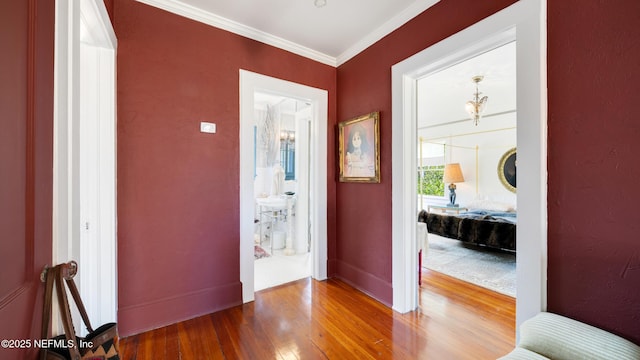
[[443, 163, 464, 207]]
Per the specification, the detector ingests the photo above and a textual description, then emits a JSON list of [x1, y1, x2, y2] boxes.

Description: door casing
[[391, 0, 547, 334], [53, 0, 117, 334], [239, 70, 328, 303]]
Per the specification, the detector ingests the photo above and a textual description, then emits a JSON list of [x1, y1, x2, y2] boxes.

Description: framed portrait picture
[[338, 112, 380, 183]]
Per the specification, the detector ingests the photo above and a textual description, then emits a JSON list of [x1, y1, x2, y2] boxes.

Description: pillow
[[467, 199, 515, 212]]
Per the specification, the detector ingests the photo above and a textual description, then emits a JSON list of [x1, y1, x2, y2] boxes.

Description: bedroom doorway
[[417, 41, 517, 298], [239, 70, 329, 303], [391, 0, 547, 333]]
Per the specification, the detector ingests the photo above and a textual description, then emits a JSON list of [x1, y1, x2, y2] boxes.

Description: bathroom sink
[[256, 196, 288, 208]]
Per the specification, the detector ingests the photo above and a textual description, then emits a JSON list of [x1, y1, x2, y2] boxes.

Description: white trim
[[336, 0, 440, 66], [80, 0, 117, 49], [54, 0, 81, 277], [239, 70, 328, 303], [54, 0, 118, 335], [391, 73, 420, 311], [136, 0, 336, 66], [78, 43, 118, 330], [391, 0, 547, 333], [136, 0, 441, 67]]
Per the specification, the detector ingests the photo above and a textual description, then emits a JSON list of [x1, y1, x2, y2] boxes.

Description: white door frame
[[391, 0, 547, 331], [54, 0, 117, 333], [294, 107, 312, 255], [239, 70, 328, 303]]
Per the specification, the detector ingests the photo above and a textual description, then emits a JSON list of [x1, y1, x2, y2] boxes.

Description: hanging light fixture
[[314, 0, 327, 7], [465, 75, 488, 126]]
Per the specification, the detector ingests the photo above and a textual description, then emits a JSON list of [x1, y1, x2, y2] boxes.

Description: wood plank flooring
[[119, 269, 515, 359]]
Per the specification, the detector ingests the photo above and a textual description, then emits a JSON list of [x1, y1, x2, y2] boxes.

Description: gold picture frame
[[498, 147, 516, 193], [338, 112, 380, 183]]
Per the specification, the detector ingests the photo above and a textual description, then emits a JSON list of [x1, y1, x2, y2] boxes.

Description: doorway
[[391, 0, 547, 332], [417, 41, 517, 297], [252, 93, 312, 291], [53, 0, 117, 334], [239, 70, 329, 303]]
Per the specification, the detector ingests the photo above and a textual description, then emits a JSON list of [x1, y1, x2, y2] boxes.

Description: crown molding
[[336, 0, 440, 66], [136, 0, 337, 67], [136, 0, 440, 68]]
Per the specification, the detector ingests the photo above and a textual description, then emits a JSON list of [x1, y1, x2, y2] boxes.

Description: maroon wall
[[334, 0, 516, 305], [103, 0, 114, 24], [111, 0, 640, 344], [336, 0, 639, 344], [546, 0, 640, 343], [113, 0, 336, 336], [0, 1, 54, 358]]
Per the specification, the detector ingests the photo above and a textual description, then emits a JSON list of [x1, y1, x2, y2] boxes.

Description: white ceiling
[[418, 41, 517, 134], [136, 0, 440, 66]]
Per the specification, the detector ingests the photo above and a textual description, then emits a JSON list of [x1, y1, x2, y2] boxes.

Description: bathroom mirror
[[498, 147, 516, 193]]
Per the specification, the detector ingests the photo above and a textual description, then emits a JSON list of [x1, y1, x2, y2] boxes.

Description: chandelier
[[314, 0, 327, 7], [465, 75, 488, 126]]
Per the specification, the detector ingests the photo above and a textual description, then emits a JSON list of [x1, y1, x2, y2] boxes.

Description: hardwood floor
[[119, 270, 515, 359]]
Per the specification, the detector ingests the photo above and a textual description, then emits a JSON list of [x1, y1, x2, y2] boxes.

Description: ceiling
[[136, 0, 440, 66], [417, 41, 517, 135]]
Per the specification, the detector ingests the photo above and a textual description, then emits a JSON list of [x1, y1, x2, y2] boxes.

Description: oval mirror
[[498, 147, 516, 193]]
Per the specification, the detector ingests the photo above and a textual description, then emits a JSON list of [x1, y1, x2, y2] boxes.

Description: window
[[418, 165, 445, 196], [418, 142, 445, 196], [280, 130, 295, 180]]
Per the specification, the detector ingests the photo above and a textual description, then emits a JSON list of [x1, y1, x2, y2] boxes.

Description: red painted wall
[[335, 0, 517, 305], [103, 0, 114, 24], [336, 0, 640, 345], [113, 0, 336, 336], [547, 0, 640, 344], [111, 0, 640, 344], [0, 1, 54, 358]]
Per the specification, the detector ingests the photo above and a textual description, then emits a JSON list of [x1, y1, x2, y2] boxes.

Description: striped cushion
[[518, 312, 640, 360]]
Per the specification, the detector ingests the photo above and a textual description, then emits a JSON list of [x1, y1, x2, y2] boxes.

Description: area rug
[[254, 245, 270, 260], [424, 234, 516, 297]]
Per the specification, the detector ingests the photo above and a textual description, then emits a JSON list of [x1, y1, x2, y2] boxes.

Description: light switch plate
[[200, 122, 216, 134]]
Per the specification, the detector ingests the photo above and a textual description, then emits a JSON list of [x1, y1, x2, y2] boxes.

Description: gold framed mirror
[[498, 147, 516, 193]]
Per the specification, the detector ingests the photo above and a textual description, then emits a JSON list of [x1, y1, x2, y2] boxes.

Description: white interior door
[[78, 42, 117, 331]]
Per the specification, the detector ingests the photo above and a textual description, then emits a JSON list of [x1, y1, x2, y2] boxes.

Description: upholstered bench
[[499, 312, 640, 359]]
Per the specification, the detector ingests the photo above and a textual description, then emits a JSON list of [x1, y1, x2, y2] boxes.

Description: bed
[[418, 208, 516, 251]]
